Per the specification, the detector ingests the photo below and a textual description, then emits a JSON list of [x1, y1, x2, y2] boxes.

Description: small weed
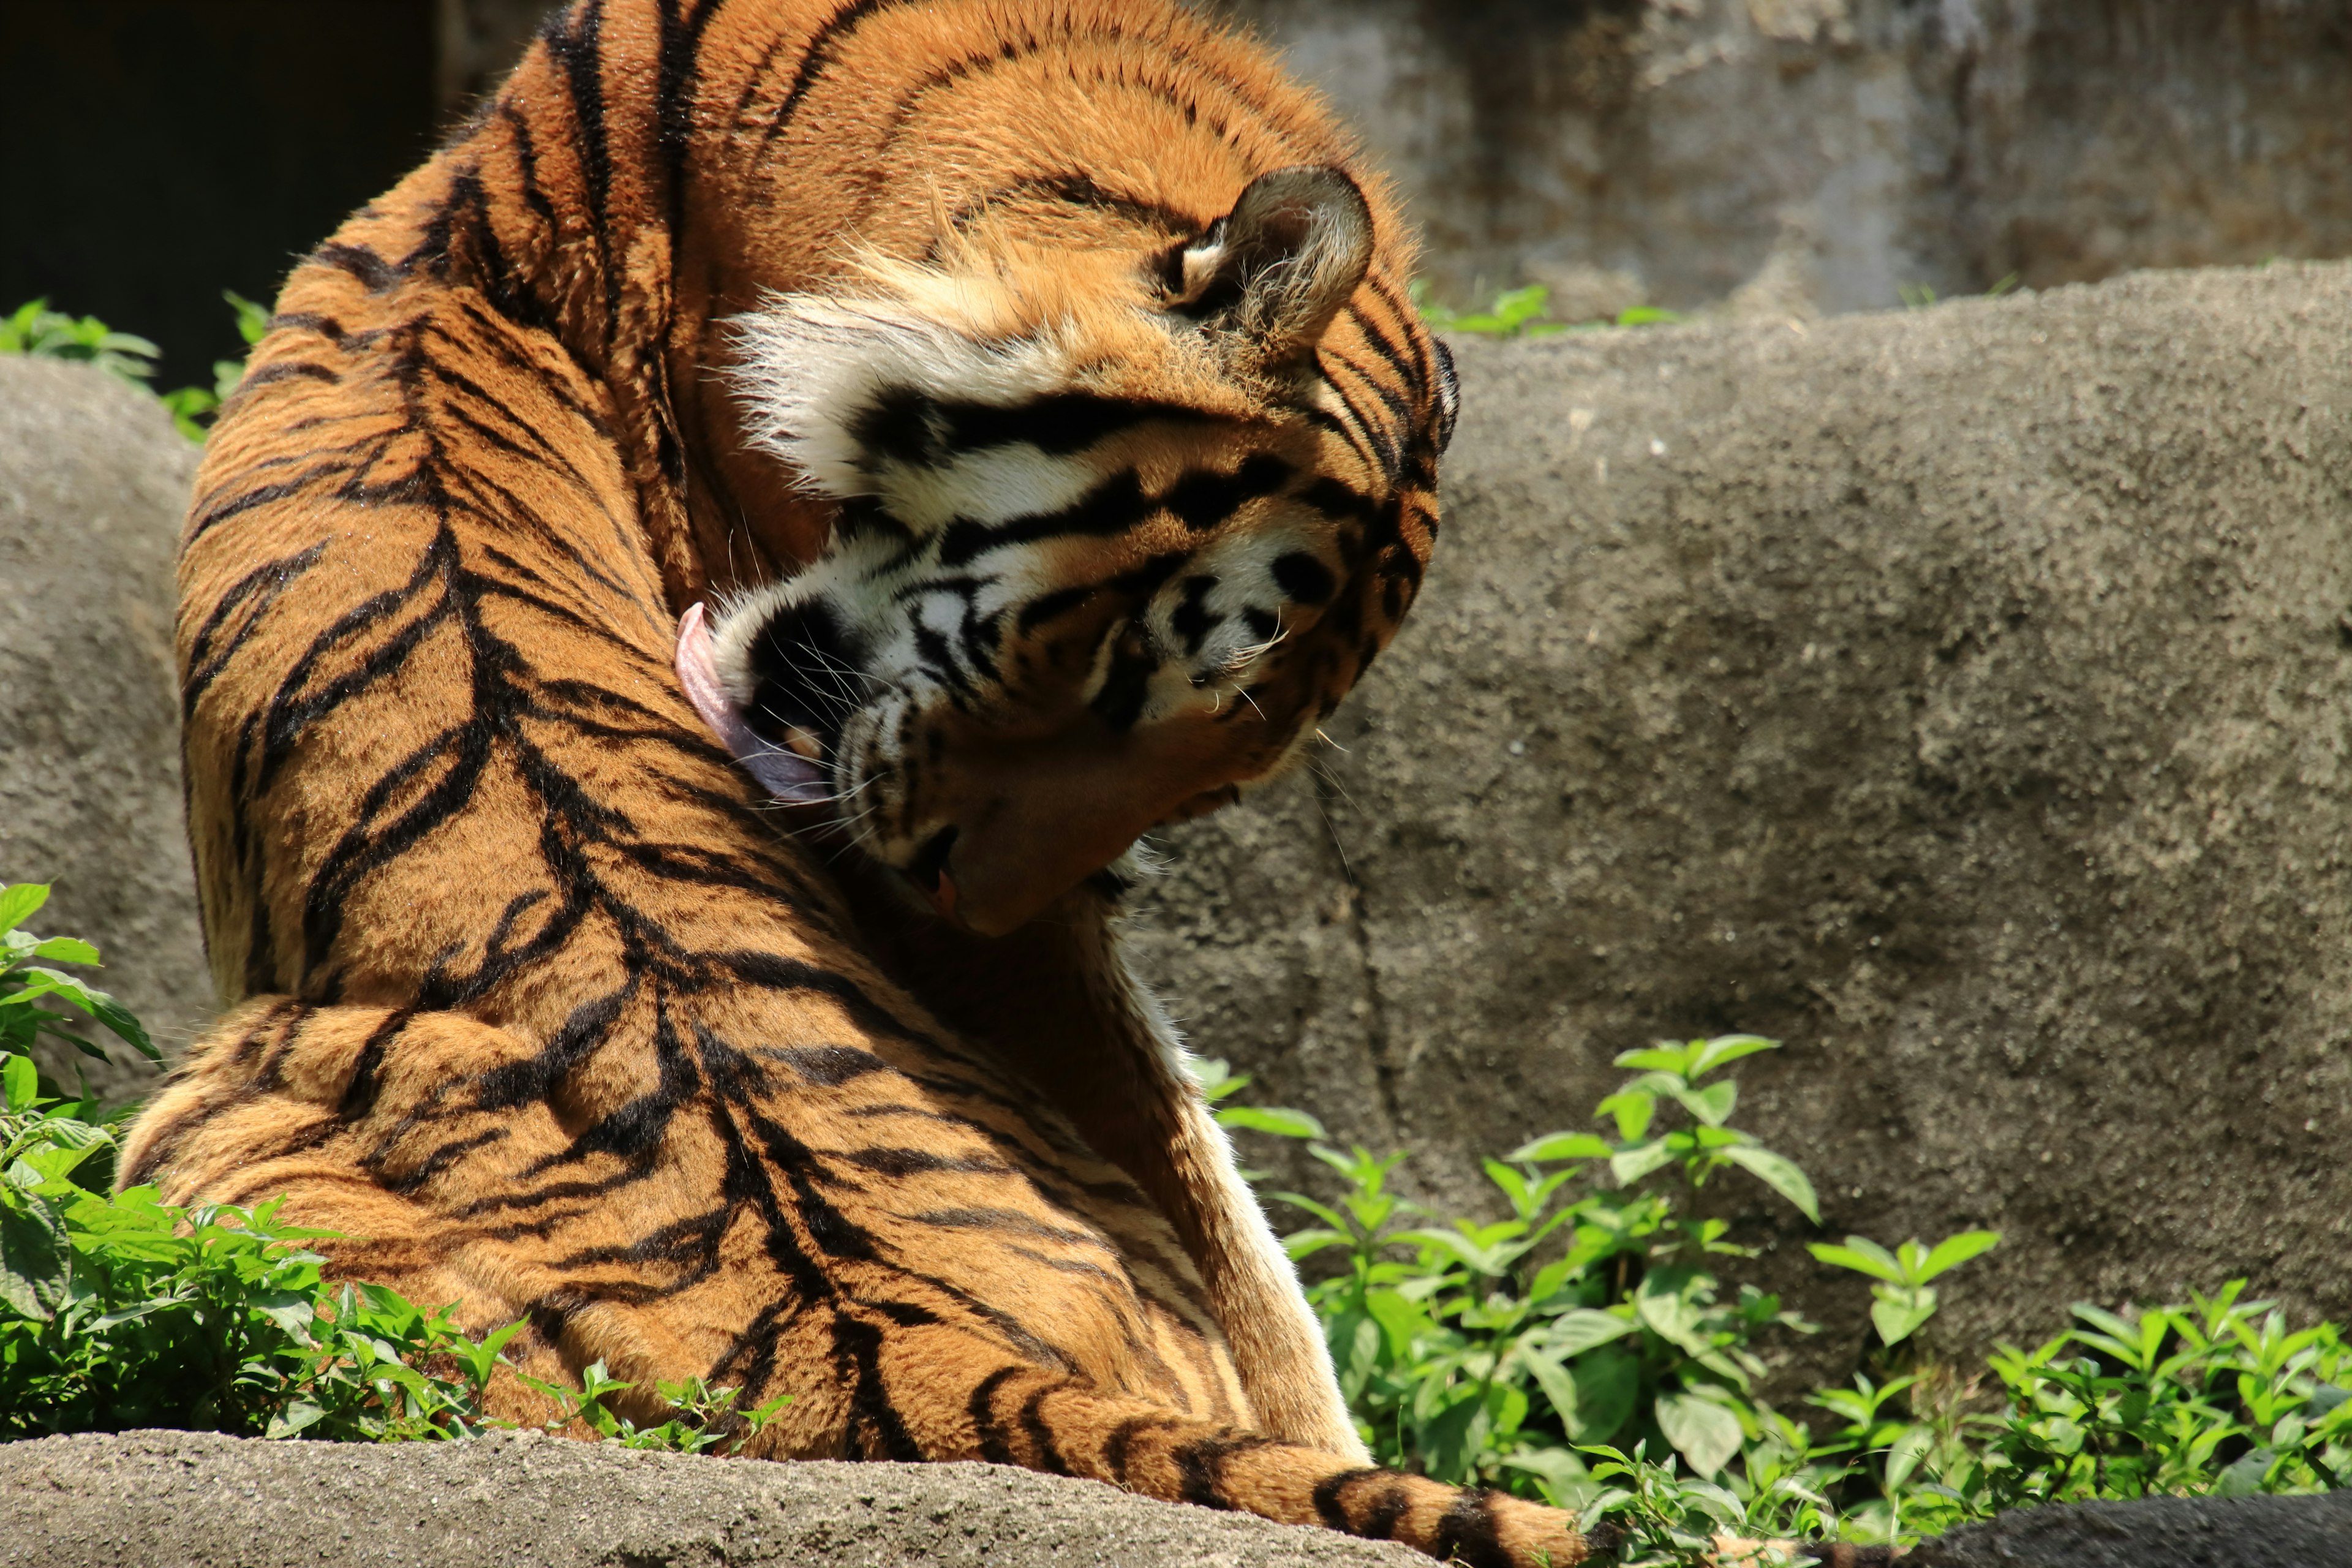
[[1210, 1035, 2346, 1558], [1412, 281, 1681, 338], [518, 1359, 793, 1453], [2, 294, 266, 441], [0, 881, 785, 1455]]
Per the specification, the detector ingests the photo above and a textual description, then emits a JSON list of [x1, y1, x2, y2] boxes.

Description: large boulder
[[6, 1430, 2344, 1567], [0, 358, 209, 1104], [0, 1430, 1420, 1568], [7, 262, 2352, 1365], [1129, 259, 2352, 1361]]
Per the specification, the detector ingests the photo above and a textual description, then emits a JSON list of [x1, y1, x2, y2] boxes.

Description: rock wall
[[0, 1430, 1422, 1568], [424, 1, 2352, 317], [7, 258, 2351, 1361], [1203, 0, 2352, 314], [1129, 259, 2352, 1362], [0, 359, 209, 1104]]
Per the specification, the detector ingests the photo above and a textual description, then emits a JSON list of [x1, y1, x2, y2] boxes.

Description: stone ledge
[[0, 1430, 1422, 1568]]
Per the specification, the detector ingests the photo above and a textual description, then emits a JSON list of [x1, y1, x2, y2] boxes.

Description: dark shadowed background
[[8, 1, 2352, 386]]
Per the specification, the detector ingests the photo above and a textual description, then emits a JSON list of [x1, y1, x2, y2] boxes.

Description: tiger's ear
[[1170, 165, 1373, 370]]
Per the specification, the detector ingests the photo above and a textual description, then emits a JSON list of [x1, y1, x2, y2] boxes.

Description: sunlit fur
[[121, 2, 1578, 1564]]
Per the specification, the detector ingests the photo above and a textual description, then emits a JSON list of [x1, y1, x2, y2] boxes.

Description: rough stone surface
[[10, 263, 2352, 1373], [1906, 1490, 2352, 1568], [429, 1, 2352, 317], [1206, 0, 2352, 313], [7, 1431, 2345, 1567], [0, 358, 209, 1104], [0, 1430, 1423, 1568], [1129, 260, 2352, 1370]]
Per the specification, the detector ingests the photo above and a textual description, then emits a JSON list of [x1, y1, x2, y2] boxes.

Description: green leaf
[[1655, 1390, 1744, 1477], [1, 1054, 36, 1112], [1565, 1346, 1639, 1443], [0, 1197, 69, 1317], [1612, 1046, 1692, 1076], [1213, 1105, 1327, 1140], [0, 884, 48, 935], [1502, 1447, 1594, 1510], [250, 1289, 317, 1344], [1419, 1390, 1491, 1484], [29, 937, 99, 965], [1674, 1079, 1738, 1127], [1635, 1269, 1716, 1358], [1509, 1131, 1615, 1164], [1547, 1309, 1637, 1358], [1609, 1138, 1675, 1186], [1721, 1144, 1819, 1222], [1595, 1090, 1657, 1144], [2212, 1446, 2273, 1497], [1688, 1034, 1777, 1079], [1882, 1423, 1934, 1490], [1871, 1284, 1938, 1347], [1918, 1229, 2002, 1281], [1809, 1236, 1905, 1283], [265, 1398, 327, 1439]]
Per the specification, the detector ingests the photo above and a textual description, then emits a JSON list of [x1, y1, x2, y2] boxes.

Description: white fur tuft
[[727, 294, 1091, 527]]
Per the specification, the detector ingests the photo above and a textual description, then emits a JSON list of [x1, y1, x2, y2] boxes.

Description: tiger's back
[[125, 4, 1588, 1562]]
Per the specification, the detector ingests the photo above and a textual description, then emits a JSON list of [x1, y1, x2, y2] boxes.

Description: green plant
[[1248, 1038, 1820, 1503], [1411, 281, 1683, 338], [1208, 1033, 2345, 1561], [1, 883, 159, 1110], [156, 291, 269, 440], [0, 300, 162, 382], [517, 1359, 793, 1453], [1811, 1232, 2000, 1351], [2, 293, 267, 440]]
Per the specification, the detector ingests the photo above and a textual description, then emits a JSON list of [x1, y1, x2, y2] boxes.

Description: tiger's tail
[[918, 1366, 1588, 1567]]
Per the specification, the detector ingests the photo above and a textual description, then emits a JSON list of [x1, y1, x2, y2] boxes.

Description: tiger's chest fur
[[124, 2, 1588, 1563]]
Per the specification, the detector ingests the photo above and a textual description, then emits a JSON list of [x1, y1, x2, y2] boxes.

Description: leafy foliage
[[0, 883, 782, 1455], [154, 292, 270, 440], [1411, 281, 1681, 338], [1208, 1037, 2346, 1558], [518, 1359, 793, 1454], [1, 881, 159, 1106], [1, 293, 266, 440], [0, 300, 164, 382]]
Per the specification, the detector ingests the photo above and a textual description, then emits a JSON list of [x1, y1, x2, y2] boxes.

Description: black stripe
[[946, 172, 1204, 242], [967, 1365, 1020, 1464], [1357, 1482, 1412, 1540], [760, 0, 902, 155], [314, 241, 401, 292], [1016, 1385, 1071, 1474], [540, 0, 618, 342], [1312, 1469, 1381, 1532], [1431, 1491, 1509, 1568], [1101, 1414, 1160, 1484]]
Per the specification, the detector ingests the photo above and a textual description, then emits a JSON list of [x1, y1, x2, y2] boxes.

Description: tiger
[[116, 1, 1587, 1561]]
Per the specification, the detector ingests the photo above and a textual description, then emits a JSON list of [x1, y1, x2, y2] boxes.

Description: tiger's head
[[678, 166, 1457, 937]]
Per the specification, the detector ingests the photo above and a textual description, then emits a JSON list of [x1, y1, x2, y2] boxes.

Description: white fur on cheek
[[726, 294, 1082, 522]]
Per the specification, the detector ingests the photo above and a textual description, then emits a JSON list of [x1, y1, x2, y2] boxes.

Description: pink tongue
[[675, 602, 832, 804]]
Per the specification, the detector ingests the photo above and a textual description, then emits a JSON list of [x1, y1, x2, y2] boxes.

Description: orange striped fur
[[121, 2, 1585, 1561]]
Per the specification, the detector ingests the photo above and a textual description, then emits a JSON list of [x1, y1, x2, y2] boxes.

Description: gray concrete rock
[[0, 1430, 1423, 1568], [0, 357, 210, 1104], [1907, 1490, 2352, 1568], [1130, 259, 2352, 1368], [1210, 0, 2352, 314], [9, 264, 2352, 1377]]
